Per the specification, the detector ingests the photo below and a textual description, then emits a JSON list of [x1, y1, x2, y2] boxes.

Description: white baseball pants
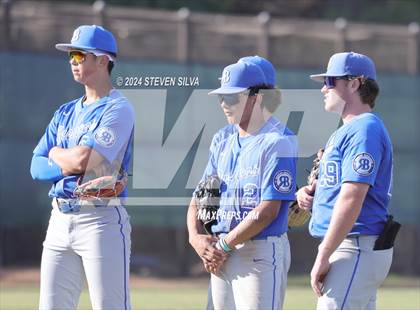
[[210, 234, 291, 310], [39, 203, 131, 310], [317, 235, 393, 310]]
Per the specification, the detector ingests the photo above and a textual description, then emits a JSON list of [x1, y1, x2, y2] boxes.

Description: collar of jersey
[[240, 116, 278, 137], [339, 112, 375, 131], [77, 92, 114, 112], [235, 120, 268, 148], [352, 111, 375, 122]]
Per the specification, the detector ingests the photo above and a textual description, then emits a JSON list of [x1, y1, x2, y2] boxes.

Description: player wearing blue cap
[[239, 55, 277, 87], [31, 25, 134, 310], [210, 55, 282, 157], [187, 60, 297, 309], [296, 52, 396, 309]]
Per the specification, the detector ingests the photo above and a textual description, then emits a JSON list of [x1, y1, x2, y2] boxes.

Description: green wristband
[[219, 237, 233, 253]]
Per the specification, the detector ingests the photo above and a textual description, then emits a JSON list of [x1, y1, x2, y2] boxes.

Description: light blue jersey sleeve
[[78, 101, 135, 165], [261, 136, 297, 201], [30, 155, 63, 182], [30, 109, 63, 181], [199, 144, 218, 184], [193, 131, 223, 197], [197, 129, 228, 186], [341, 122, 383, 186], [208, 132, 220, 160]]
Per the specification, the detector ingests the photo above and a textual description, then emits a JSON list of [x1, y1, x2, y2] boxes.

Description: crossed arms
[[30, 146, 105, 181]]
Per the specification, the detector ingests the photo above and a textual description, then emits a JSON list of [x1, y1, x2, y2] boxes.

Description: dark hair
[[357, 79, 379, 108], [248, 84, 281, 113], [107, 61, 114, 74], [248, 85, 268, 96], [107, 52, 116, 74], [89, 51, 115, 75]]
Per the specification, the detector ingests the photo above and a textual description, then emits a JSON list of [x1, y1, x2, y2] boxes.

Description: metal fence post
[[407, 22, 419, 75], [93, 0, 107, 27], [1, 0, 12, 50], [257, 11, 271, 58], [335, 17, 348, 52], [177, 7, 190, 63]]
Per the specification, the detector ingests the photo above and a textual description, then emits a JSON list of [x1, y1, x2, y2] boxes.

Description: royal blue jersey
[[310, 113, 393, 238], [199, 117, 298, 239], [32, 89, 135, 199]]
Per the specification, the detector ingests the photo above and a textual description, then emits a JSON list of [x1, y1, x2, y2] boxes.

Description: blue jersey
[[200, 117, 298, 239], [209, 124, 236, 156], [309, 113, 393, 238], [32, 89, 135, 199]]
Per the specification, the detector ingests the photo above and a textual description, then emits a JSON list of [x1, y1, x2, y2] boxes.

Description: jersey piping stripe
[[271, 242, 277, 310], [115, 206, 129, 310], [340, 237, 361, 310]]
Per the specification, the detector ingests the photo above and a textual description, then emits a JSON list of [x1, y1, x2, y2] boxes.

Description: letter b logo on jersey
[[273, 170, 293, 193], [95, 127, 116, 148], [353, 152, 375, 176]]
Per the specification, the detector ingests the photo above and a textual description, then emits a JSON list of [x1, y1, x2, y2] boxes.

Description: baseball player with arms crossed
[[296, 52, 398, 309], [30, 25, 134, 310], [187, 60, 297, 310]]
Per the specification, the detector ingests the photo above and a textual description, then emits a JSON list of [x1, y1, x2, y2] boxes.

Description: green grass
[[1, 286, 419, 310]]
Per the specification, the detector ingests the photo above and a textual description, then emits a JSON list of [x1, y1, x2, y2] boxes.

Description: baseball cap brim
[[56, 43, 116, 56], [56, 43, 96, 52], [56, 43, 116, 61], [310, 73, 347, 82], [208, 86, 248, 95]]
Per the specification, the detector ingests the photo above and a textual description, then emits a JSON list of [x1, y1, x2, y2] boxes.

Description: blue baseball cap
[[209, 62, 267, 95], [238, 55, 277, 87], [310, 52, 376, 81], [55, 25, 117, 56]]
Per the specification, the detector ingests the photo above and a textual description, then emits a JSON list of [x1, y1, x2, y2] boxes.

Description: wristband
[[218, 237, 233, 253]]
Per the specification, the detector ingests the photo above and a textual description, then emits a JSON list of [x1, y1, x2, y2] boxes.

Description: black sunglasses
[[324, 76, 366, 89], [217, 94, 242, 106], [217, 89, 259, 106]]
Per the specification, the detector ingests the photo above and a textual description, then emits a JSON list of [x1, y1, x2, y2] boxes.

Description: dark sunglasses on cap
[[324, 76, 367, 89]]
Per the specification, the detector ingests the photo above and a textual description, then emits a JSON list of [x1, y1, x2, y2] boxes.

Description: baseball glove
[[194, 175, 222, 235], [73, 167, 128, 200], [288, 148, 324, 227]]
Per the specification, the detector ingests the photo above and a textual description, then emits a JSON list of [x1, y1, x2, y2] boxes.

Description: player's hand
[[296, 182, 316, 211], [48, 147, 72, 176], [190, 234, 227, 264], [48, 147, 60, 166], [310, 254, 330, 297], [203, 258, 224, 276], [203, 260, 213, 273], [202, 249, 227, 276]]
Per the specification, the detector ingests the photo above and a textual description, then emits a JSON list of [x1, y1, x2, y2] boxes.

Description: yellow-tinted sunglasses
[[68, 51, 92, 64]]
